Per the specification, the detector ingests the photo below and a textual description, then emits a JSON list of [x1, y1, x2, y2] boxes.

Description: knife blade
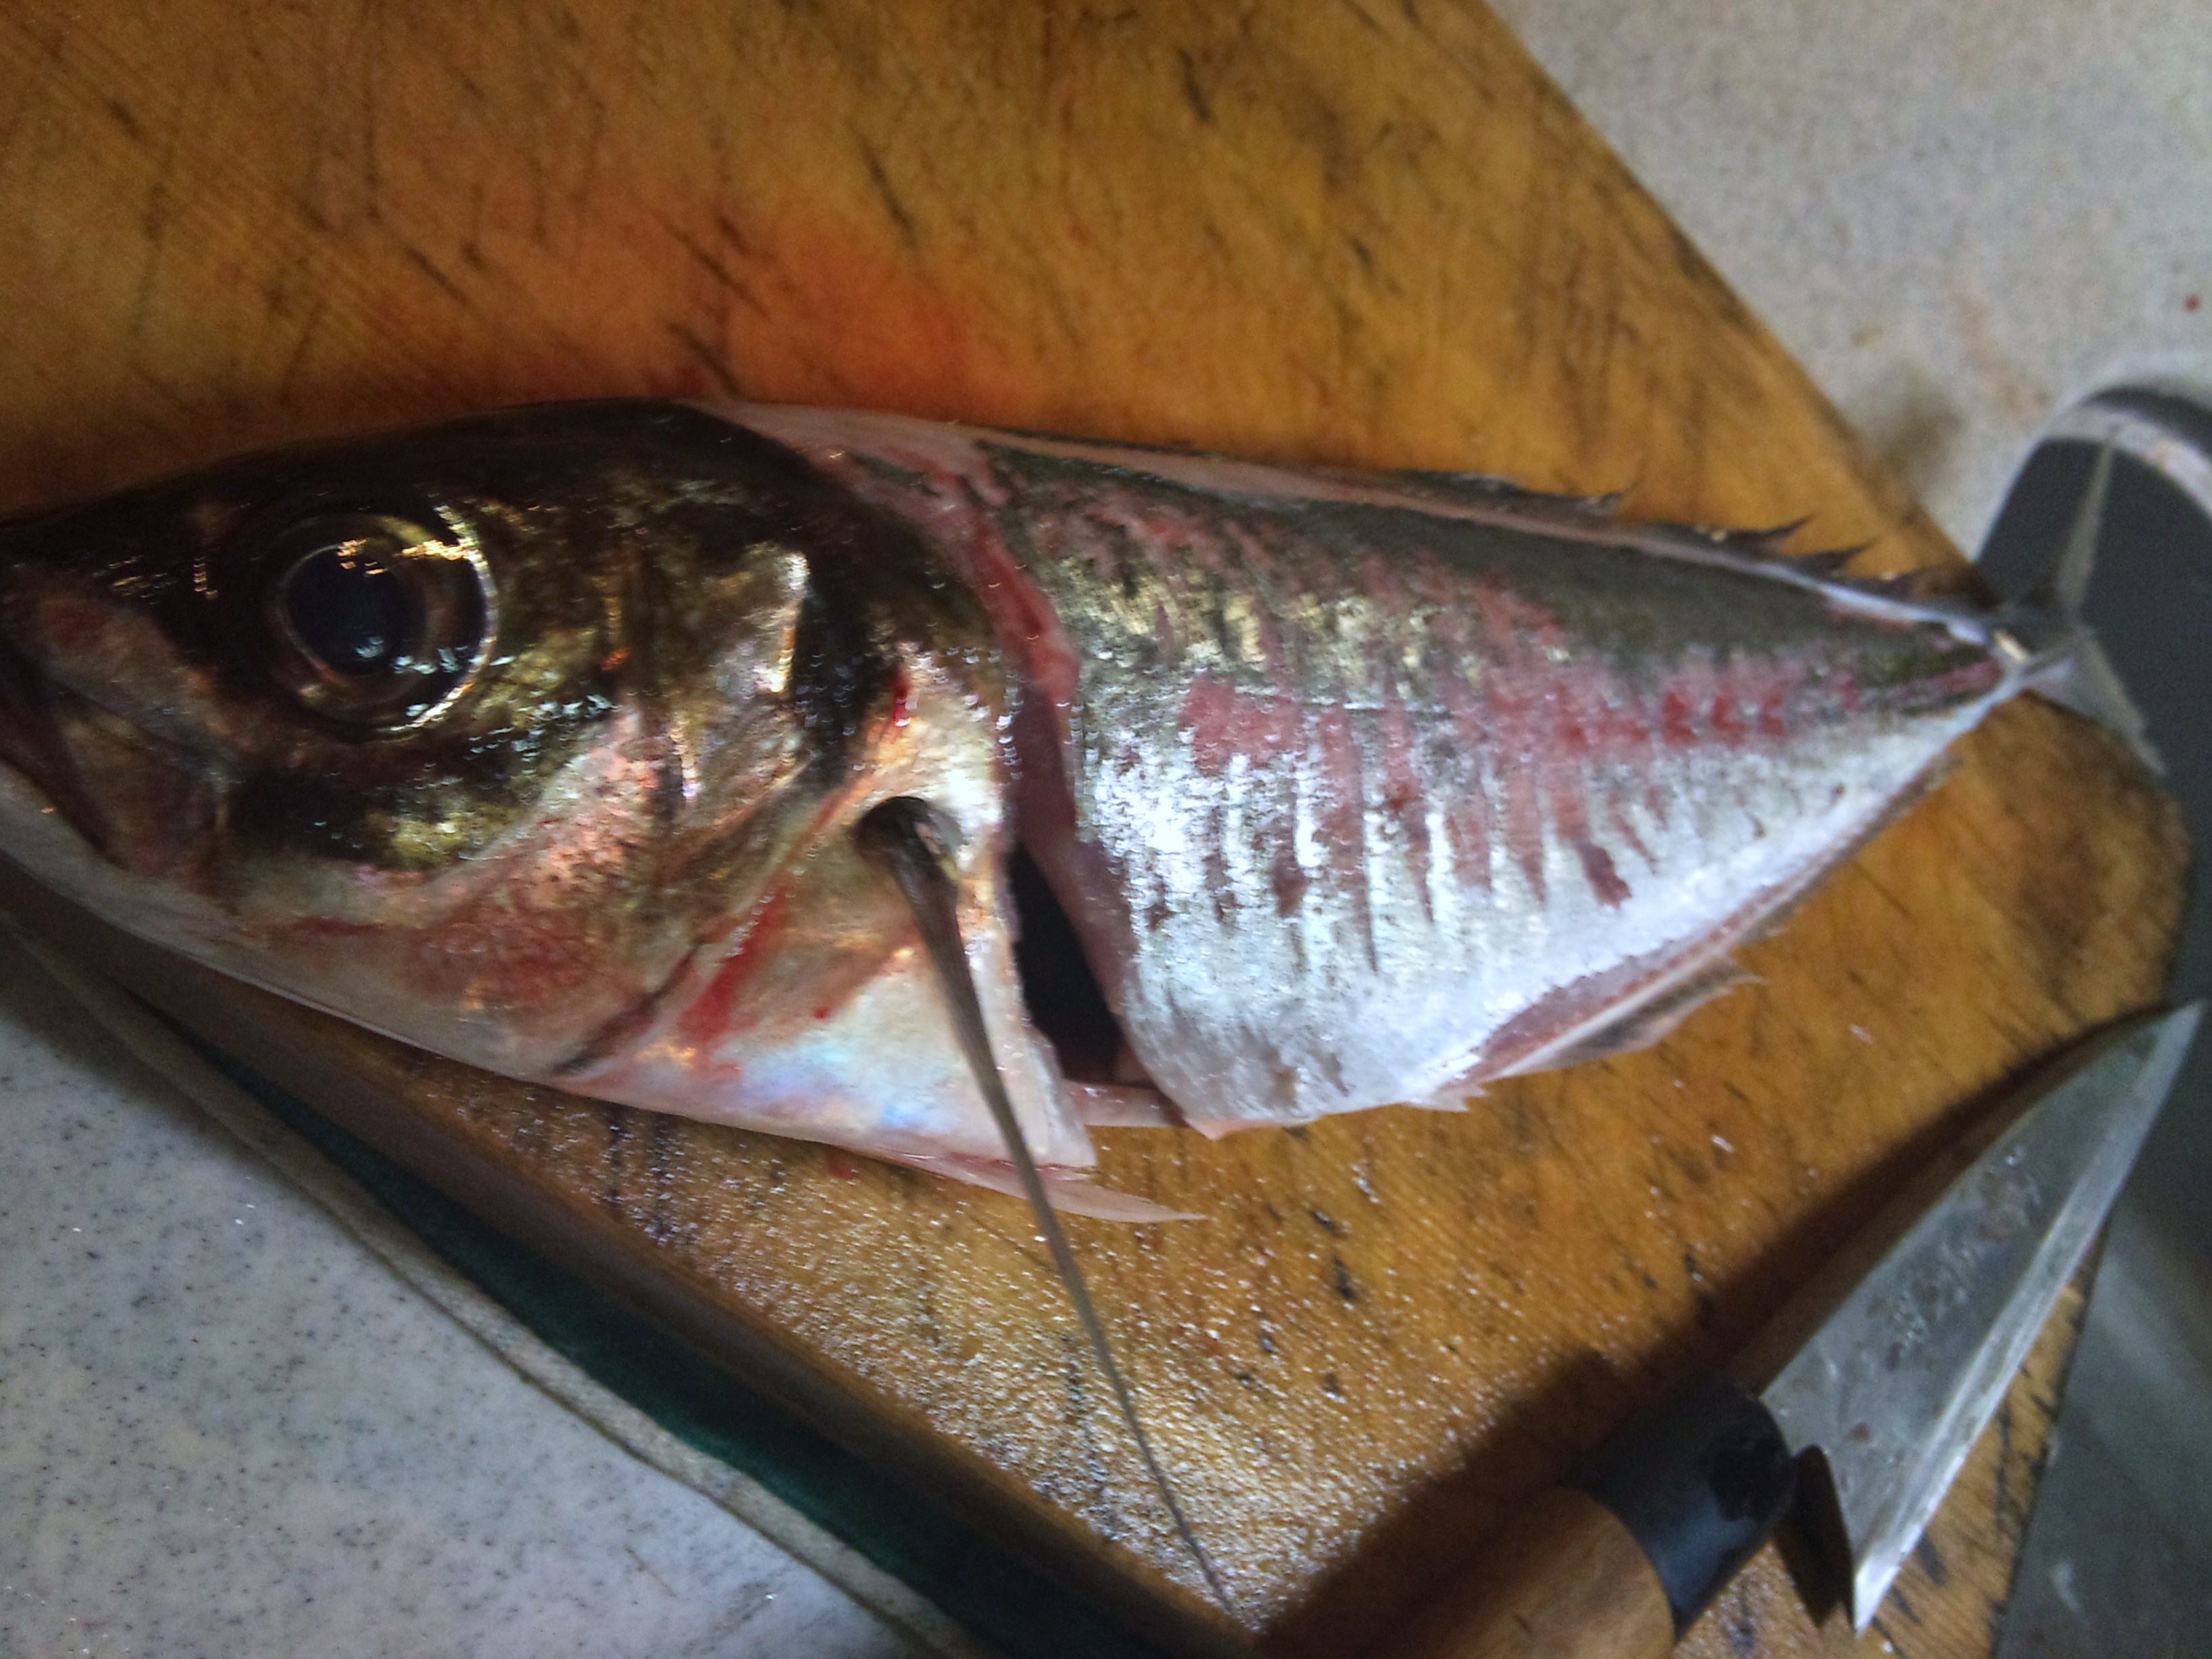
[[1370, 1003, 2202, 1659]]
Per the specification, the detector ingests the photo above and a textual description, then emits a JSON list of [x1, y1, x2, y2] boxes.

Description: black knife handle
[[1575, 1373, 1799, 1635]]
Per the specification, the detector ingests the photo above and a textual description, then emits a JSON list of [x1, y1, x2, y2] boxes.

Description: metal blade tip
[[1750, 1005, 2200, 1630]]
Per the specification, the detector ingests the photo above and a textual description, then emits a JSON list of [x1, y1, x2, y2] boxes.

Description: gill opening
[[1006, 843, 1166, 1092], [853, 795, 1235, 1616]]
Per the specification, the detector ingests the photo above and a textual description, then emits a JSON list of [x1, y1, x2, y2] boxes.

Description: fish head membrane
[[0, 401, 1097, 1187]]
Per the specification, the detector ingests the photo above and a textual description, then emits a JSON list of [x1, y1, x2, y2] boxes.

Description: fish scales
[[748, 405, 2009, 1135], [0, 400, 2065, 1212]]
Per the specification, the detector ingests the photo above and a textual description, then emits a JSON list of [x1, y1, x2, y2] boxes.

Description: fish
[[0, 399, 2123, 1221]]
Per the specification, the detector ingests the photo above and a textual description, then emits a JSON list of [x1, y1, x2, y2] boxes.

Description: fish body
[[0, 401, 2057, 1212]]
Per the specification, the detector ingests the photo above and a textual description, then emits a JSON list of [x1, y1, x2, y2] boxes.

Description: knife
[[1370, 1003, 2203, 1659]]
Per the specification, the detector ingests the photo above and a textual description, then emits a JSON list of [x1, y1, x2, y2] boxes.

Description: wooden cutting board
[[0, 3, 2187, 1655]]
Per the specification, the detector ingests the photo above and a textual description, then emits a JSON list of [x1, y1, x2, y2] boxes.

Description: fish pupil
[[248, 508, 492, 729], [281, 543, 418, 677]]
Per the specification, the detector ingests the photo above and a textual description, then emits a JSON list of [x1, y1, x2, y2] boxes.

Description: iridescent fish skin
[[741, 405, 2021, 1135], [0, 401, 2051, 1209]]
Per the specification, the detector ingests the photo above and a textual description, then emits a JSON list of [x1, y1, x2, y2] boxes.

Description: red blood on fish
[[673, 895, 784, 1050]]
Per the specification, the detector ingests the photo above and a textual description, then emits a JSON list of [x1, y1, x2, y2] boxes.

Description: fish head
[[0, 403, 1074, 1168]]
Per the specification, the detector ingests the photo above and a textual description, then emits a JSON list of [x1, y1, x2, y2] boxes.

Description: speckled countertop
[[3, 5, 2206, 1657], [1488, 0, 2212, 541], [0, 939, 927, 1659]]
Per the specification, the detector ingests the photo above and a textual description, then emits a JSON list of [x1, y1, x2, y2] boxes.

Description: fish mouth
[[0, 626, 111, 858]]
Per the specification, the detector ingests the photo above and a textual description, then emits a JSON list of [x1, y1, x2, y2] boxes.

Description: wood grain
[[0, 3, 2187, 1655]]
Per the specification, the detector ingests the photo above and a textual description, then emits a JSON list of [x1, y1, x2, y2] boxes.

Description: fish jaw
[[0, 689, 714, 1080], [560, 888, 1094, 1173]]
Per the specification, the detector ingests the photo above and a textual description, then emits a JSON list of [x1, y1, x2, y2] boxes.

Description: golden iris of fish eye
[[257, 510, 497, 731]]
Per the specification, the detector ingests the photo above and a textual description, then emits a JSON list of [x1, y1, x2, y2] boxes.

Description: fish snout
[[0, 615, 112, 859]]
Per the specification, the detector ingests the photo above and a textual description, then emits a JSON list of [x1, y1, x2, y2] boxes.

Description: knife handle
[[1377, 1486, 1675, 1659], [1371, 1376, 1797, 1659]]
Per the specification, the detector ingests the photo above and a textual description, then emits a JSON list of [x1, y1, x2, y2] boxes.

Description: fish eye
[[253, 511, 493, 729]]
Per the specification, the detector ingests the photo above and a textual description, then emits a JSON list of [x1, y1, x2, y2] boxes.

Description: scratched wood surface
[[0, 3, 2187, 1656]]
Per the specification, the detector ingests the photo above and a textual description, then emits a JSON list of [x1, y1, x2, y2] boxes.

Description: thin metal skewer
[[856, 796, 1237, 1617]]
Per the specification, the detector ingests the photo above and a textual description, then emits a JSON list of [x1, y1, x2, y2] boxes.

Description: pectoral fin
[[1530, 956, 1757, 1071]]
